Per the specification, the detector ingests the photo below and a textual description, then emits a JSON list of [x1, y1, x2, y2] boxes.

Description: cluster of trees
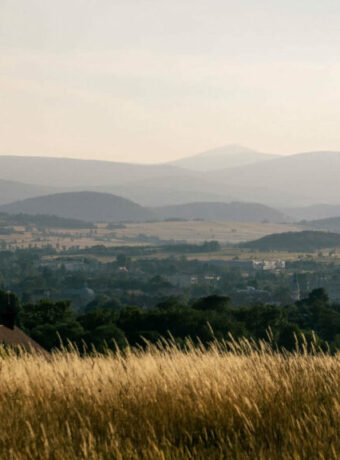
[[1, 288, 340, 353], [161, 241, 221, 254]]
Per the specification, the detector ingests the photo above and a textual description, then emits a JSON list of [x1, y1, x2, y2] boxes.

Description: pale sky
[[1, 0, 340, 163]]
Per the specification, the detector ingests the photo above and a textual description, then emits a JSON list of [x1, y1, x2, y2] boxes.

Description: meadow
[[0, 220, 299, 250], [1, 339, 340, 459], [113, 220, 299, 245]]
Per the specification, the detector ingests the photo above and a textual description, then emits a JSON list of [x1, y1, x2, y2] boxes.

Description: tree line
[[1, 288, 340, 352]]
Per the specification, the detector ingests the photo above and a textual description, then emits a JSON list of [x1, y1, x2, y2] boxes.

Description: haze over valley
[[1, 146, 340, 215], [3, 1, 340, 457]]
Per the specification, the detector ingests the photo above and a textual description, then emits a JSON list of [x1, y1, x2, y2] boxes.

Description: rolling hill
[[0, 192, 155, 223], [240, 231, 340, 252], [170, 145, 278, 172], [153, 202, 286, 223]]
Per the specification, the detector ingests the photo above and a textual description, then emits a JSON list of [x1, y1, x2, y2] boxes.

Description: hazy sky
[[1, 0, 340, 163]]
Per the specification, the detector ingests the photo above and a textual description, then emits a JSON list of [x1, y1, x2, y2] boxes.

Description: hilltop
[[170, 144, 278, 172], [0, 192, 155, 223]]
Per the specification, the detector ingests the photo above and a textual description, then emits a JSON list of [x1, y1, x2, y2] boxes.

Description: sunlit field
[[0, 220, 300, 250], [1, 340, 340, 459]]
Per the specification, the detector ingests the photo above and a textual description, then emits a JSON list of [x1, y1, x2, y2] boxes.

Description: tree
[[192, 295, 231, 313], [306, 288, 329, 306], [20, 299, 75, 330], [0, 290, 21, 329], [277, 322, 302, 351]]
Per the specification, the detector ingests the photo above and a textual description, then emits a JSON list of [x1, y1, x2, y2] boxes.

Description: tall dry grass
[[1, 339, 340, 459]]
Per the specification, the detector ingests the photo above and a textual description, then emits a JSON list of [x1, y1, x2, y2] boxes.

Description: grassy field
[[1, 341, 340, 459], [113, 220, 300, 244], [0, 221, 300, 250]]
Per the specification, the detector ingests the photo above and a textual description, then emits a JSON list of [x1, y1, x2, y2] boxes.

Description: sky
[[1, 0, 340, 163]]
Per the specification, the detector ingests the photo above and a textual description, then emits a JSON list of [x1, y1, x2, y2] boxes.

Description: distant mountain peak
[[196, 144, 263, 156], [170, 145, 278, 172]]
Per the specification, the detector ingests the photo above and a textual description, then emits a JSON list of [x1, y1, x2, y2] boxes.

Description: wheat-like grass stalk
[[0, 340, 339, 459]]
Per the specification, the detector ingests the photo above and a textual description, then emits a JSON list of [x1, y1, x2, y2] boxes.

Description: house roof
[[0, 326, 48, 355]]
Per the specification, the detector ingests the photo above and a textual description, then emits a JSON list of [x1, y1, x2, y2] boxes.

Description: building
[[253, 260, 286, 271]]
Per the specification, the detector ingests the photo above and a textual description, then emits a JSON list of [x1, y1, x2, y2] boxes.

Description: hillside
[[303, 217, 340, 233], [240, 231, 340, 252], [0, 192, 155, 223], [0, 178, 59, 206], [170, 145, 278, 172], [153, 201, 286, 223], [211, 151, 340, 206]]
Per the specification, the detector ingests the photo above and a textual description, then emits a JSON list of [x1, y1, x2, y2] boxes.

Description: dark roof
[[0, 326, 48, 355]]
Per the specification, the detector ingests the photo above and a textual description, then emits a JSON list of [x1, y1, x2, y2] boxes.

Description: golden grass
[[1, 340, 340, 459], [0, 220, 300, 250], [114, 220, 300, 244]]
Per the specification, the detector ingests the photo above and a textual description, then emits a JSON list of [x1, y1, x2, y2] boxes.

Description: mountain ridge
[[1, 149, 340, 207]]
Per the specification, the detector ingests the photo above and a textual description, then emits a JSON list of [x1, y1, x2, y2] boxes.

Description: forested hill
[[0, 192, 155, 223], [153, 201, 286, 223], [240, 231, 340, 252]]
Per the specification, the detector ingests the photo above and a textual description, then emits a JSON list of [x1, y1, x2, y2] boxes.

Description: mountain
[[2, 150, 340, 208], [0, 179, 59, 206], [0, 192, 155, 223], [210, 151, 340, 206], [302, 217, 340, 233], [0, 155, 199, 188], [153, 202, 286, 223], [170, 145, 278, 172], [240, 231, 340, 252]]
